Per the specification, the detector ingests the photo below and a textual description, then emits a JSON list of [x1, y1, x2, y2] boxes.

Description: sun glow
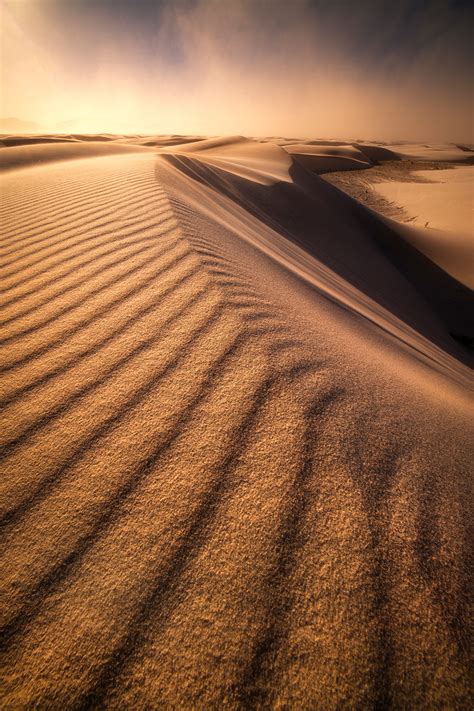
[[1, 0, 472, 141]]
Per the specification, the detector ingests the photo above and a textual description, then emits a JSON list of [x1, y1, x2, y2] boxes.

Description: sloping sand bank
[[160, 138, 473, 368], [284, 143, 372, 173], [0, 143, 472, 709], [373, 167, 474, 288], [0, 141, 152, 171], [386, 143, 473, 162]]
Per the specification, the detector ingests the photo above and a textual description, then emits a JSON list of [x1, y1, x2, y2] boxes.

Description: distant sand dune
[[0, 141, 152, 171], [284, 143, 372, 173], [0, 143, 472, 708]]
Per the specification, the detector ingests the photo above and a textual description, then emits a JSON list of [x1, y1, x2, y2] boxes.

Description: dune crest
[[0, 140, 472, 709], [160, 137, 293, 185], [0, 140, 152, 172], [284, 143, 372, 173], [160, 145, 472, 378]]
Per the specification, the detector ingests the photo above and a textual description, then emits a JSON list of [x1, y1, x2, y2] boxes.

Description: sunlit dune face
[[1, 0, 473, 140]]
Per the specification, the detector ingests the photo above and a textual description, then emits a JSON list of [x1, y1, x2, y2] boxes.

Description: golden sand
[[0, 136, 472, 708]]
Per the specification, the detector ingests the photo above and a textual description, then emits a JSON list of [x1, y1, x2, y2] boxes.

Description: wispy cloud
[[1, 0, 472, 140]]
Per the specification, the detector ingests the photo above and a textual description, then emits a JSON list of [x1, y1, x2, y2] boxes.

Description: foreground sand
[[0, 136, 473, 709]]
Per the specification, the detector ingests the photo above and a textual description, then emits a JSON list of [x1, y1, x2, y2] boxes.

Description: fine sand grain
[[0, 135, 473, 709]]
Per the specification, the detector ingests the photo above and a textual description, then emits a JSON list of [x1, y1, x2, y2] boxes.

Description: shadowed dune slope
[[0, 149, 472, 709], [372, 167, 474, 289], [160, 141, 473, 372]]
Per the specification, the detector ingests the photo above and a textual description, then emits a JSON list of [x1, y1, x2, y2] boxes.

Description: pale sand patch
[[385, 143, 472, 162], [373, 166, 474, 287], [0, 140, 152, 172], [159, 135, 293, 185], [374, 166, 474, 233]]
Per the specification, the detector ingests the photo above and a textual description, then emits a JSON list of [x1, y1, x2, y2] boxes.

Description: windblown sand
[[0, 135, 473, 709]]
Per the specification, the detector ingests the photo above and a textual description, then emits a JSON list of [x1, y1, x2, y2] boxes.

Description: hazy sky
[[1, 0, 473, 140]]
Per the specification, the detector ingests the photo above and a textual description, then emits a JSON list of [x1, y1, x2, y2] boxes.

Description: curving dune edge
[[0, 136, 472, 709]]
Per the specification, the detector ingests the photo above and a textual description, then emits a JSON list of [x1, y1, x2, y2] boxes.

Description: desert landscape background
[[1, 0, 473, 709]]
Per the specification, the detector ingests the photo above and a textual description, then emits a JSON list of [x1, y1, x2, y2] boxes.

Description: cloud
[[1, 0, 472, 140]]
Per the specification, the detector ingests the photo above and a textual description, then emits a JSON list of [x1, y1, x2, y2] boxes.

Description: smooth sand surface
[[0, 141, 152, 172], [323, 160, 474, 288], [0, 135, 473, 709], [375, 166, 474, 233], [161, 136, 293, 185], [386, 143, 473, 162], [373, 166, 474, 288], [284, 143, 372, 173]]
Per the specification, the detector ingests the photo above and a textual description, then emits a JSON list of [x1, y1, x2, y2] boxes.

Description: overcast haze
[[1, 0, 473, 140]]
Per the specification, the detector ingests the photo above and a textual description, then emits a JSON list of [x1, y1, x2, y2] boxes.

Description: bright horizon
[[1, 0, 473, 142]]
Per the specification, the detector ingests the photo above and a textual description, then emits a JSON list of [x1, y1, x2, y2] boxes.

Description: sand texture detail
[[0, 147, 472, 709]]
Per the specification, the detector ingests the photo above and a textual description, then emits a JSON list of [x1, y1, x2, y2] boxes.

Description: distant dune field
[[0, 135, 472, 709]]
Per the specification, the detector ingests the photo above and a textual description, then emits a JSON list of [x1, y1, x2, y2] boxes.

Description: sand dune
[[159, 137, 472, 371], [323, 158, 474, 290], [131, 135, 206, 147], [373, 167, 474, 287], [0, 138, 472, 708], [161, 136, 293, 185], [386, 143, 474, 163], [378, 165, 474, 237], [0, 141, 152, 172], [284, 143, 372, 173]]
